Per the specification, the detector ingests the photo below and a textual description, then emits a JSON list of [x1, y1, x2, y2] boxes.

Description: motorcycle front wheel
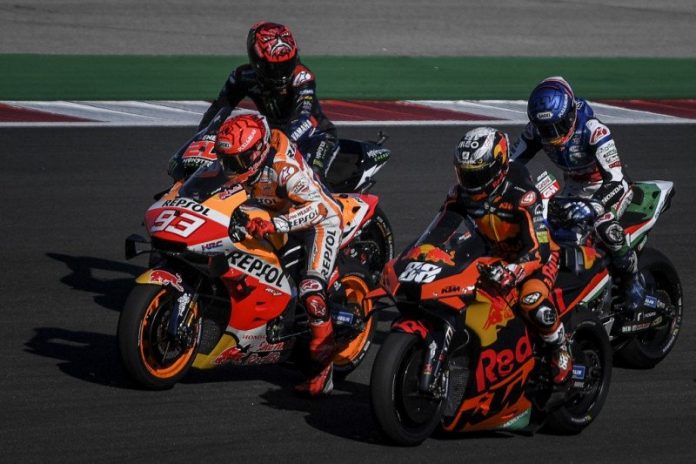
[[370, 332, 445, 446], [118, 284, 201, 390]]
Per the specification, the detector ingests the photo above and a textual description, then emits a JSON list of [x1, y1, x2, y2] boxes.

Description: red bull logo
[[147, 270, 184, 292], [403, 244, 456, 266], [482, 301, 514, 330]]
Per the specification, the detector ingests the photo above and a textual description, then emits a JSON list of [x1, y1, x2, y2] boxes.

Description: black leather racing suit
[[199, 62, 338, 178]]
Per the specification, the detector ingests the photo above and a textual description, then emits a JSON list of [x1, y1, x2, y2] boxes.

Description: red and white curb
[[1, 99, 695, 127]]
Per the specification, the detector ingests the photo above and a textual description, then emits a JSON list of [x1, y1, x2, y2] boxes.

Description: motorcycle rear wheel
[[615, 247, 683, 368], [350, 205, 394, 278], [545, 313, 612, 434], [333, 269, 377, 378], [118, 284, 200, 390], [370, 332, 444, 446]]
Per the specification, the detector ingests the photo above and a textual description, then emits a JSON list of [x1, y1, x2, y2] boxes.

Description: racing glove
[[480, 263, 526, 290], [246, 217, 276, 239], [563, 201, 598, 225]]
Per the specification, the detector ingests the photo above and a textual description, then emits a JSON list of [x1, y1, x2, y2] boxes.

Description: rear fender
[[335, 193, 378, 247], [624, 181, 674, 247]]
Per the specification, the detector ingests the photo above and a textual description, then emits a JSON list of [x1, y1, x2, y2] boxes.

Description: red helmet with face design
[[246, 21, 298, 91], [214, 114, 271, 184]]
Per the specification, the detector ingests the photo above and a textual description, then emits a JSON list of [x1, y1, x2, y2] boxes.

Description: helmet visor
[[218, 148, 256, 177], [536, 111, 576, 144], [455, 162, 499, 193], [257, 59, 296, 86]]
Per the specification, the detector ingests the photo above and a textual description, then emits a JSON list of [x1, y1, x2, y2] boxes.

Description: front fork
[[392, 318, 456, 394], [166, 279, 202, 346]]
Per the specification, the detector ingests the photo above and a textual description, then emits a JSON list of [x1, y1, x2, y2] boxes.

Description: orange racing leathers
[[248, 128, 343, 298], [442, 162, 562, 342]]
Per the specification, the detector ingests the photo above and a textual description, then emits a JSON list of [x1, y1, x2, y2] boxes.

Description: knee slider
[[304, 294, 329, 321], [533, 304, 558, 330], [300, 278, 329, 321], [299, 277, 325, 299], [595, 219, 626, 251]]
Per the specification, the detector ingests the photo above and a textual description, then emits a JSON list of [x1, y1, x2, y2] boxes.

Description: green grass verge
[[2, 54, 695, 100]]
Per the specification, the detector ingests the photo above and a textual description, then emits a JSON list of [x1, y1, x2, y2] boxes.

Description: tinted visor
[[455, 162, 499, 193], [258, 59, 296, 86], [536, 111, 576, 143], [218, 148, 256, 176]]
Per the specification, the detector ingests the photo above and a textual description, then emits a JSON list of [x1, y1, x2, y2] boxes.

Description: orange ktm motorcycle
[[118, 163, 383, 389], [369, 210, 613, 446], [370, 171, 680, 445]]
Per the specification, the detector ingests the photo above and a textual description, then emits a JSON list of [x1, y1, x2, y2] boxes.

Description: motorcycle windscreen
[[395, 210, 486, 281], [179, 162, 233, 202]]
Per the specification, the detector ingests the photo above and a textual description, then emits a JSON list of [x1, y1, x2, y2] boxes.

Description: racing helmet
[[214, 114, 271, 184], [454, 127, 510, 197], [247, 21, 298, 91], [527, 76, 577, 146]]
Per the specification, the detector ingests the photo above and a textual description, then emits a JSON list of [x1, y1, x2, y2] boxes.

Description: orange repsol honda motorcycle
[[118, 162, 384, 389], [369, 209, 613, 445]]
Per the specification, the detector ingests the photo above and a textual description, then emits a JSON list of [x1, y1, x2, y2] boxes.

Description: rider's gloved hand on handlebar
[[246, 217, 276, 239], [562, 201, 597, 225], [480, 262, 526, 291]]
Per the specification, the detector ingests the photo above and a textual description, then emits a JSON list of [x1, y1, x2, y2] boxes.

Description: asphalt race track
[[2, 124, 695, 463]]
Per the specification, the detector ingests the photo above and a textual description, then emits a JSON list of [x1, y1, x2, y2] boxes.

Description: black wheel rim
[[394, 342, 442, 427]]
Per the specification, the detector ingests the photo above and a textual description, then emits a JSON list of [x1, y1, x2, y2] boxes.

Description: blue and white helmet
[[527, 76, 577, 145]]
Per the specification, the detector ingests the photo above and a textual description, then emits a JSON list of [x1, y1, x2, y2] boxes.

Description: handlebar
[[374, 131, 389, 146]]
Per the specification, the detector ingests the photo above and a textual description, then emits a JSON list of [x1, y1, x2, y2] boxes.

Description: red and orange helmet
[[214, 114, 271, 184], [246, 21, 298, 90]]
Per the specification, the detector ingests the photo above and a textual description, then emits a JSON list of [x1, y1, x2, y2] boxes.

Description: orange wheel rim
[[138, 289, 199, 379], [334, 275, 374, 366]]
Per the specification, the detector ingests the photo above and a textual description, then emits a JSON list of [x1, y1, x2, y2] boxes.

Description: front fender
[[135, 269, 187, 292], [391, 317, 431, 340]]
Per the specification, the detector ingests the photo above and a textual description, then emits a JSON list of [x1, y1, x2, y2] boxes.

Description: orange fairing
[[380, 259, 401, 297], [404, 244, 456, 266], [333, 193, 378, 247], [419, 256, 498, 303], [444, 357, 534, 432]]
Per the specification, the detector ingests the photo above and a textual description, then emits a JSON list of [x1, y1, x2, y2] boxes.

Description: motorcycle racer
[[511, 76, 645, 313], [442, 127, 572, 385], [199, 21, 338, 180], [214, 113, 343, 396]]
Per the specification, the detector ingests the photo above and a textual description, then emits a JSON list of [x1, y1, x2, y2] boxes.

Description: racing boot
[[550, 339, 573, 385], [614, 249, 646, 315], [295, 295, 336, 396], [543, 324, 573, 385]]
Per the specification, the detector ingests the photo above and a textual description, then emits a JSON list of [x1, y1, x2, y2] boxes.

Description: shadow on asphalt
[[258, 377, 383, 444], [46, 252, 143, 312], [24, 327, 131, 388]]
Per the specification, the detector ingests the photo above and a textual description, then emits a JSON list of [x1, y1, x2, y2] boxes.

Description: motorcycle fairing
[[221, 243, 294, 332], [135, 269, 185, 292], [192, 324, 295, 369], [443, 316, 534, 432], [333, 193, 378, 247], [620, 181, 674, 247], [553, 268, 611, 318]]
